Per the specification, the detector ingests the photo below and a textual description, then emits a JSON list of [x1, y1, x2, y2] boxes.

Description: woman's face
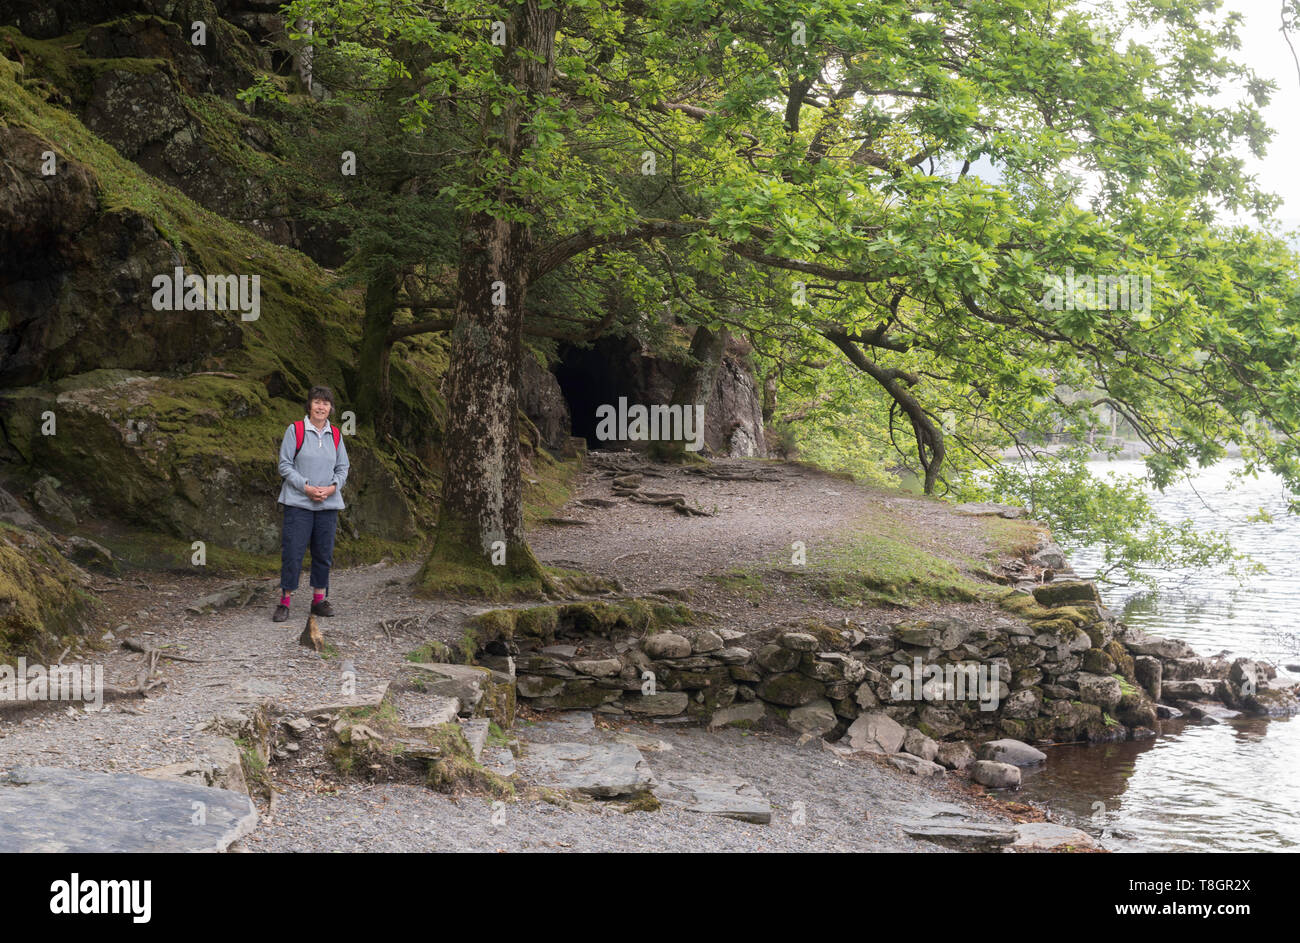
[[309, 398, 332, 423]]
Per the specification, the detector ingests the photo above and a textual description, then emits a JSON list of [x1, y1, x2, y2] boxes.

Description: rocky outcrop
[[0, 126, 241, 387], [520, 353, 571, 454], [1, 55, 434, 553]]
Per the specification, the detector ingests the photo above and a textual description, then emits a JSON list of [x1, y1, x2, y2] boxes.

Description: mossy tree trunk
[[648, 324, 728, 463], [417, 0, 559, 596]]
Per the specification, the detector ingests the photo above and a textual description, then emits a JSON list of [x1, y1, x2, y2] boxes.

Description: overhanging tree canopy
[[269, 0, 1300, 595]]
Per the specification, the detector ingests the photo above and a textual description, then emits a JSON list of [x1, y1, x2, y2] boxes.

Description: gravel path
[[1, 456, 1032, 852]]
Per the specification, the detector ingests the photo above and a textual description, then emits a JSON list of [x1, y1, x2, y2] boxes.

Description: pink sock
[[313, 592, 324, 604], [280, 593, 291, 606]]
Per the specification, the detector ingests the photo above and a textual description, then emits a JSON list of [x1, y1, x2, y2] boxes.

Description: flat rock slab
[[654, 776, 772, 824], [517, 742, 651, 797], [515, 711, 595, 743], [406, 696, 461, 728], [299, 681, 391, 717], [897, 821, 1018, 852], [0, 766, 257, 853], [1012, 822, 1102, 852]]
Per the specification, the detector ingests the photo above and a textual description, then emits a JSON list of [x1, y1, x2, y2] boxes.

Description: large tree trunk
[[355, 265, 399, 436], [417, 0, 559, 596], [649, 324, 729, 463]]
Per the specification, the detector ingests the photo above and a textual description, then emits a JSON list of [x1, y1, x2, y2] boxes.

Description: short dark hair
[[306, 385, 334, 415]]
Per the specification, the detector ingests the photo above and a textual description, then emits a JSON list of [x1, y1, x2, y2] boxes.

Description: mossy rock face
[[0, 67, 437, 558], [1082, 648, 1117, 674], [1106, 641, 1136, 681], [1115, 689, 1157, 728], [1030, 617, 1077, 635], [0, 524, 97, 659], [999, 718, 1028, 739]]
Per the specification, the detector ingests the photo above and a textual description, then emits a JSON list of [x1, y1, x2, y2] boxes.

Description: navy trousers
[[280, 505, 338, 594]]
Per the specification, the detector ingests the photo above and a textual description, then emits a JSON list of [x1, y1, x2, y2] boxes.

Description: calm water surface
[[1015, 459, 1300, 852]]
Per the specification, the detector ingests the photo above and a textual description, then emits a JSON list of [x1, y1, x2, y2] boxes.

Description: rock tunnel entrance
[[553, 337, 652, 448]]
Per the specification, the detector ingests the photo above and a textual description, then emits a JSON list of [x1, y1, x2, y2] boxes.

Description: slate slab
[[0, 766, 257, 853], [654, 775, 772, 824], [517, 742, 652, 797]]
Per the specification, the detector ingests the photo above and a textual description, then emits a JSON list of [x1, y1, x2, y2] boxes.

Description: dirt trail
[[0, 456, 1036, 852]]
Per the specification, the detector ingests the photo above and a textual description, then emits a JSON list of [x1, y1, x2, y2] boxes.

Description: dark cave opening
[[553, 337, 646, 448]]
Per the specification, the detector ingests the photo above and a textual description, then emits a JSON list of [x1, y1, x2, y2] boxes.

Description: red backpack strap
[[331, 424, 341, 450], [292, 420, 305, 459]]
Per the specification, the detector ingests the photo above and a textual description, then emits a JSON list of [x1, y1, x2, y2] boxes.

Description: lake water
[[1015, 459, 1300, 852]]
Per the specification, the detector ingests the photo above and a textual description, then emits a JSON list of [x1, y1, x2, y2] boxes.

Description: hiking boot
[[272, 603, 290, 623], [310, 598, 335, 617]]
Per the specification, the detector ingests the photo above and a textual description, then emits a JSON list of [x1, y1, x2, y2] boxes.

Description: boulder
[[1031, 581, 1101, 607], [935, 742, 976, 771], [755, 672, 824, 707], [714, 647, 753, 665], [977, 739, 1046, 767], [623, 692, 690, 716], [844, 712, 906, 754], [902, 728, 939, 762], [778, 631, 819, 651], [1070, 672, 1123, 713], [971, 760, 1022, 788], [854, 680, 881, 709], [1000, 688, 1040, 720], [571, 657, 623, 678], [756, 643, 800, 673], [1082, 648, 1116, 674], [689, 629, 724, 653], [1134, 655, 1162, 701], [918, 705, 967, 738], [1029, 542, 1067, 570], [643, 633, 692, 659], [788, 698, 838, 739]]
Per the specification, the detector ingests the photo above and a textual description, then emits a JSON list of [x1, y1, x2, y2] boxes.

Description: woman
[[272, 385, 350, 622]]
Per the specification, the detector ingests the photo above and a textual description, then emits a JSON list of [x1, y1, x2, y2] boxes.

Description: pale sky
[[1214, 0, 1300, 237]]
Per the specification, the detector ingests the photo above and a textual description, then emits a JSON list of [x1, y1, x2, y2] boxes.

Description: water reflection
[[1013, 459, 1300, 852]]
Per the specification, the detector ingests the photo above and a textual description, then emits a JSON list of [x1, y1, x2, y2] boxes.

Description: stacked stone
[[506, 579, 1299, 747]]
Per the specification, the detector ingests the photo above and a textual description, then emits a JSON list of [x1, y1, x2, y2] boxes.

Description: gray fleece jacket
[[277, 418, 350, 511]]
